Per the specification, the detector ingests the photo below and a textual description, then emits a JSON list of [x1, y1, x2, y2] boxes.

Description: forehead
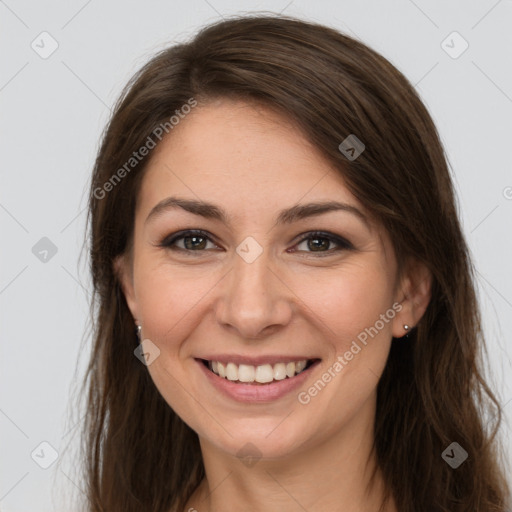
[[138, 99, 366, 221]]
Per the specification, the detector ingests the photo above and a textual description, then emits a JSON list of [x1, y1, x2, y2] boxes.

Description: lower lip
[[195, 359, 320, 403]]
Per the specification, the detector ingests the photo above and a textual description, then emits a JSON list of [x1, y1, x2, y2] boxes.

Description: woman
[[81, 14, 511, 512]]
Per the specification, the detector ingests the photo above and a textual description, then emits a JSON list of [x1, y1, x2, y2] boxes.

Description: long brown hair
[[77, 14, 511, 512]]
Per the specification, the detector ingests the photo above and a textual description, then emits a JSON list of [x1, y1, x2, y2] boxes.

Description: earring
[[136, 325, 142, 343], [403, 324, 410, 331]]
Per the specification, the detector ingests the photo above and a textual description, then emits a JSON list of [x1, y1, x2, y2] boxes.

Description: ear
[[113, 253, 139, 324], [392, 258, 432, 338]]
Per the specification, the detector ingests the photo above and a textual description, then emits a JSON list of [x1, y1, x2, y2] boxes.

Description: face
[[117, 98, 420, 460]]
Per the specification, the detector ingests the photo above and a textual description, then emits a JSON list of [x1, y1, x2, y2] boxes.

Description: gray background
[[1, 1, 511, 510]]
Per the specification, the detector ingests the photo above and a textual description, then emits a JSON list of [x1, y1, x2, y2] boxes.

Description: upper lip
[[197, 355, 320, 366]]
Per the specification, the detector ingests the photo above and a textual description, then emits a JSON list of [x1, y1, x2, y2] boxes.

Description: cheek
[[290, 264, 395, 431], [133, 261, 219, 431], [295, 260, 395, 347], [134, 259, 217, 349]]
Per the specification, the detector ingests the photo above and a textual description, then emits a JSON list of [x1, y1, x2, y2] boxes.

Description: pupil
[[185, 236, 206, 250], [309, 237, 328, 251]]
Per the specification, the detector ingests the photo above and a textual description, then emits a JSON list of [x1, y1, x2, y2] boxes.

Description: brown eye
[[160, 230, 218, 253], [159, 229, 352, 257], [292, 231, 352, 256]]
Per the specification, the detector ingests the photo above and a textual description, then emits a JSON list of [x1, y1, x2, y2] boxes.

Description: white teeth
[[255, 364, 274, 383], [238, 364, 255, 382], [207, 359, 311, 383], [273, 363, 287, 380], [226, 362, 238, 381]]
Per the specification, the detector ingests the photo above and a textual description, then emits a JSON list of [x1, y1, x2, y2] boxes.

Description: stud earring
[[403, 324, 410, 331]]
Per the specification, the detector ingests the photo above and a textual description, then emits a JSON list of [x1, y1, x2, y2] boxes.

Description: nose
[[215, 248, 293, 340]]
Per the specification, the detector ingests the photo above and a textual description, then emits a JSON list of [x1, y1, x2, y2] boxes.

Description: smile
[[196, 357, 321, 402], [204, 359, 314, 384]]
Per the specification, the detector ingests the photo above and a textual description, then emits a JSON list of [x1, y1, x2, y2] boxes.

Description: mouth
[[198, 358, 320, 385]]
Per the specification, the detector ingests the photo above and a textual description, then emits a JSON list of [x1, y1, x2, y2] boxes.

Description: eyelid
[[290, 230, 353, 255], [158, 229, 220, 251], [158, 229, 353, 255]]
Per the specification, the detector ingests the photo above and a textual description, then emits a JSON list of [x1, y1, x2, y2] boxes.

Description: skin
[[116, 98, 432, 512]]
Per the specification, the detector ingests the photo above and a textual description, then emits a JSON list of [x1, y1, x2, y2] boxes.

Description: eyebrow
[[145, 196, 370, 229]]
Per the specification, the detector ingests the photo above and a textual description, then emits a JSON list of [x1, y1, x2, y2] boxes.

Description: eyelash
[[158, 229, 353, 257]]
